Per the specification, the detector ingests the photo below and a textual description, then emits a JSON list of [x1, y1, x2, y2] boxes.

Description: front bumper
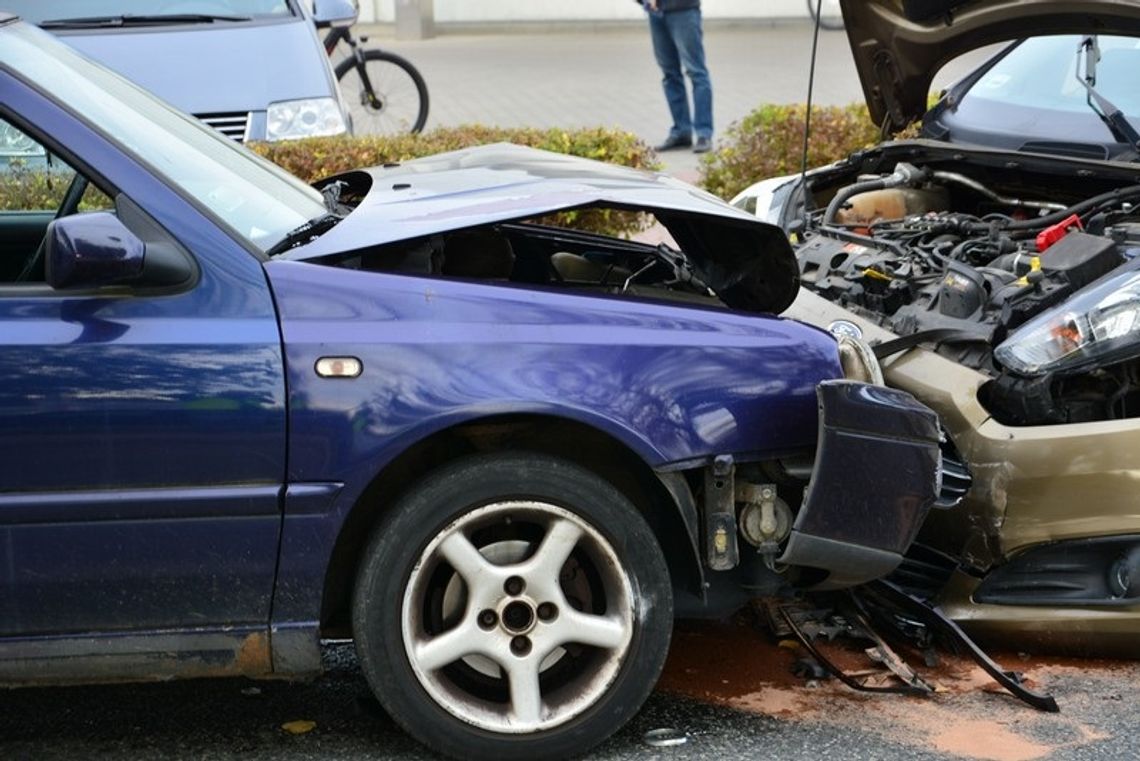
[[779, 379, 943, 589]]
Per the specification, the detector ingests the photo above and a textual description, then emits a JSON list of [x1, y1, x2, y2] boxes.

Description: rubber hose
[[823, 178, 887, 226]]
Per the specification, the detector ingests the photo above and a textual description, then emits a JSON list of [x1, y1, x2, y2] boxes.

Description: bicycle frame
[[322, 26, 349, 55], [318, 19, 430, 133], [323, 27, 383, 110], [323, 25, 372, 65]]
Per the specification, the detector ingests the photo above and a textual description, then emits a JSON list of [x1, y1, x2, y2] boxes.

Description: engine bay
[[797, 145, 1140, 425]]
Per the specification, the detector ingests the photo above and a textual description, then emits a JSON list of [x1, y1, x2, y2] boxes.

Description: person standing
[[639, 0, 713, 153]]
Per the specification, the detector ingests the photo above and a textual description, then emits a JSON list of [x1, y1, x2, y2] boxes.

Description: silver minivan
[[3, 0, 355, 143]]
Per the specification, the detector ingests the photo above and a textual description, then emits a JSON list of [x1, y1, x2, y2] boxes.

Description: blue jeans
[[647, 7, 713, 140]]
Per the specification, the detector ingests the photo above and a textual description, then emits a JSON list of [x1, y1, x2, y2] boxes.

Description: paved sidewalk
[[357, 23, 991, 177]]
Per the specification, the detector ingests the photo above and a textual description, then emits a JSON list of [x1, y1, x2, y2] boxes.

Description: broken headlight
[[995, 267, 1140, 376]]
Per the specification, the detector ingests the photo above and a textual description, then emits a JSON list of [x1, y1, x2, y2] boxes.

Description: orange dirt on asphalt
[[658, 616, 1118, 761]]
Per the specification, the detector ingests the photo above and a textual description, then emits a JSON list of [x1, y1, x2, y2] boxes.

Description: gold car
[[740, 0, 1140, 655]]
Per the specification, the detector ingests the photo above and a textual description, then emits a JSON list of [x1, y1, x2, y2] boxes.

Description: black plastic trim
[[975, 536, 1140, 606], [778, 380, 942, 590]]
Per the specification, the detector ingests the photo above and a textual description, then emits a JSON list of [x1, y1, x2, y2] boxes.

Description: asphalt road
[[5, 624, 1140, 761]]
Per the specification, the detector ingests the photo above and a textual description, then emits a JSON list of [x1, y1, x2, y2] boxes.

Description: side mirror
[[313, 0, 358, 29], [45, 212, 145, 290]]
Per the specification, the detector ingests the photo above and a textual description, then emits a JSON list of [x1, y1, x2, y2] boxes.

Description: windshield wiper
[[1076, 36, 1140, 154], [40, 14, 251, 29], [320, 180, 349, 214], [266, 213, 343, 258]]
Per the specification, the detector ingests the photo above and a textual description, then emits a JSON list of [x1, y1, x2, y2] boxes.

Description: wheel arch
[[318, 413, 703, 636]]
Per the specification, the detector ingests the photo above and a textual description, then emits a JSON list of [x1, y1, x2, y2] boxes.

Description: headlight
[[729, 174, 798, 226], [0, 121, 44, 157], [994, 267, 1140, 375], [265, 98, 346, 141]]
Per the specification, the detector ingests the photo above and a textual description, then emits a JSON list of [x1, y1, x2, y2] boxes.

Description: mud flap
[[778, 380, 941, 590]]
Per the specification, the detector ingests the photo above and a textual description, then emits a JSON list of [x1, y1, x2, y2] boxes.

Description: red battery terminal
[[1036, 213, 1083, 252]]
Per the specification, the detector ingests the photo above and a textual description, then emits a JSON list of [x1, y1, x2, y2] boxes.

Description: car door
[[0, 96, 288, 641]]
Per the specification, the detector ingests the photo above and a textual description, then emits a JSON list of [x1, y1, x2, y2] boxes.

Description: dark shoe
[[655, 134, 692, 151], [693, 136, 712, 154]]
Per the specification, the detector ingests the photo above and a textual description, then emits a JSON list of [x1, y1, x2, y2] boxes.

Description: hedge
[[250, 125, 661, 238], [6, 112, 928, 235], [699, 103, 878, 201], [699, 102, 923, 201], [2, 125, 659, 239], [0, 165, 112, 212]]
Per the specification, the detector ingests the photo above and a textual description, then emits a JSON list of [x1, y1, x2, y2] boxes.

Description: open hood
[[284, 143, 801, 313], [843, 0, 1140, 133]]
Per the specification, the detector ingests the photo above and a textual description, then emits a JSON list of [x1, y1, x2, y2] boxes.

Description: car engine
[[798, 155, 1140, 425]]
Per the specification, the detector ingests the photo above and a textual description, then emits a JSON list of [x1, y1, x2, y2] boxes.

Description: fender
[[263, 259, 841, 668]]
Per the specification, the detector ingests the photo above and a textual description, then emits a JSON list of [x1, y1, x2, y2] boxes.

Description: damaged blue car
[[0, 15, 947, 761]]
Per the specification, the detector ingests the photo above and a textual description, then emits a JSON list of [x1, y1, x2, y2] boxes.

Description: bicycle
[[322, 24, 430, 135], [805, 0, 843, 31]]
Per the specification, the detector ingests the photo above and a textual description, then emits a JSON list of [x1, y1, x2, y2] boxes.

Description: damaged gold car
[[737, 0, 1140, 656]]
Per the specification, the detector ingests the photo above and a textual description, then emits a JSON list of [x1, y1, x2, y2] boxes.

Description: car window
[[0, 117, 114, 282], [968, 35, 1140, 121], [4, 1, 294, 24], [0, 121, 112, 213], [0, 23, 327, 253]]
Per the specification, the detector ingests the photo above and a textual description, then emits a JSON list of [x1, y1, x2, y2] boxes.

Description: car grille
[[196, 112, 250, 142], [887, 543, 958, 602], [935, 435, 972, 509]]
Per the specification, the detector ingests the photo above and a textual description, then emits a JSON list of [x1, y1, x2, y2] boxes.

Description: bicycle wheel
[[335, 49, 430, 135], [806, 0, 844, 30]]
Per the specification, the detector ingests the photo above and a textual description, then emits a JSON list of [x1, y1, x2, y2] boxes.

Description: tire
[[335, 50, 429, 135], [806, 0, 844, 30], [352, 452, 673, 761]]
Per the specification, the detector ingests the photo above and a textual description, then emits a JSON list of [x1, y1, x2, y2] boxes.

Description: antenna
[[800, 0, 825, 180]]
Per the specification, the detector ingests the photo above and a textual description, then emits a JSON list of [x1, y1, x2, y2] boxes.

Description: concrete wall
[[358, 0, 805, 25]]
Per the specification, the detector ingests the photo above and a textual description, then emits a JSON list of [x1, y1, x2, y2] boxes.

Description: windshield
[[6, 1, 293, 24], [966, 35, 1140, 121], [0, 23, 327, 252]]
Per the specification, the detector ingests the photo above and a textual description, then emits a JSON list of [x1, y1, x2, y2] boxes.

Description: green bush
[[699, 103, 883, 201], [251, 125, 661, 238], [0, 163, 113, 212], [0, 126, 659, 239]]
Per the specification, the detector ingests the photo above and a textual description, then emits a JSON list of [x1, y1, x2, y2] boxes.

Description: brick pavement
[[356, 22, 992, 177]]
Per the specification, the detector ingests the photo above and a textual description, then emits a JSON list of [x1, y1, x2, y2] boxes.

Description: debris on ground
[[657, 596, 1123, 761], [642, 728, 688, 748]]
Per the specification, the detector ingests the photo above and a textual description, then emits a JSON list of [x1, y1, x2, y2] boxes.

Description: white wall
[[358, 0, 803, 24]]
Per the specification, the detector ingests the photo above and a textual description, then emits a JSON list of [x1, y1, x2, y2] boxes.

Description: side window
[[0, 117, 112, 283]]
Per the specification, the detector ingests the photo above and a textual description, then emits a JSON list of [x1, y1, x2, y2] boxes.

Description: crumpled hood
[[284, 143, 801, 314], [55, 19, 333, 114], [842, 0, 1140, 133]]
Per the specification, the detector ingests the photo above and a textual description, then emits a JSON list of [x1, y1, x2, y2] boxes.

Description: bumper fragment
[[779, 380, 942, 589]]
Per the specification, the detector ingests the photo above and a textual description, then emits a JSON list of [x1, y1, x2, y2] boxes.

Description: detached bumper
[[779, 380, 942, 589]]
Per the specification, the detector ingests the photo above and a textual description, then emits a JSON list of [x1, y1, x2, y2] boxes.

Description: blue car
[[0, 16, 946, 760], [3, 0, 354, 143]]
